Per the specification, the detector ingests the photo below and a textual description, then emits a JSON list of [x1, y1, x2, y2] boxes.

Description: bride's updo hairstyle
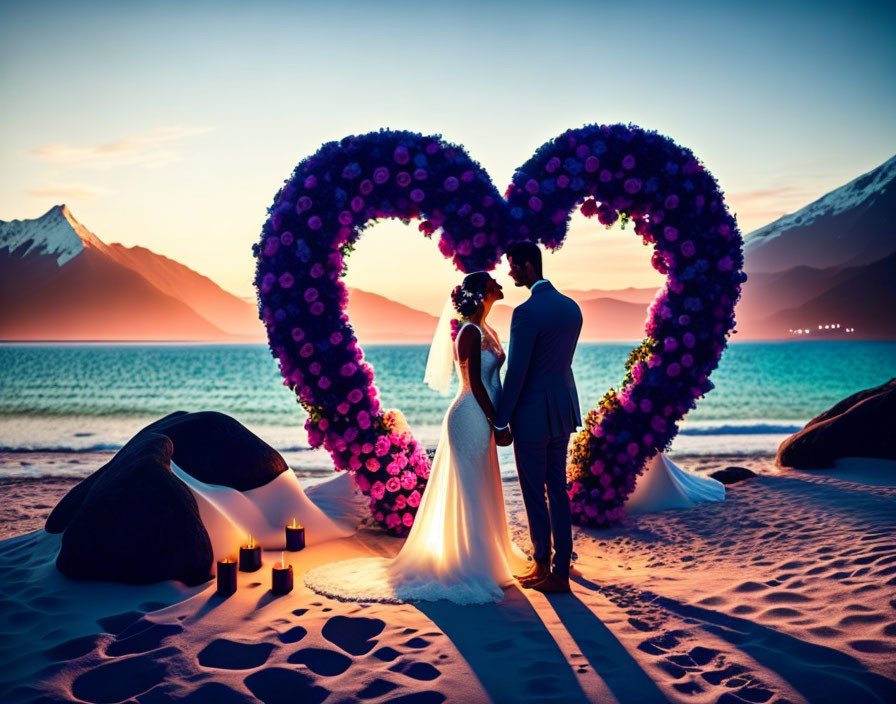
[[449, 271, 490, 341], [451, 271, 490, 318]]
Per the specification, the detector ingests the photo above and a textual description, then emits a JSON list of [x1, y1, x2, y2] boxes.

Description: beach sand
[[1, 454, 895, 703]]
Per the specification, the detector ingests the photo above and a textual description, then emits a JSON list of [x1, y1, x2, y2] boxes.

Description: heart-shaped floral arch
[[254, 125, 745, 535], [504, 124, 746, 526]]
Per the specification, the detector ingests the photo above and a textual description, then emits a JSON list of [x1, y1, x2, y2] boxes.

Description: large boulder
[[140, 411, 288, 491], [776, 379, 896, 469], [49, 432, 213, 585]]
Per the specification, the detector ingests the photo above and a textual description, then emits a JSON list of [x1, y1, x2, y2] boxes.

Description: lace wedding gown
[[304, 323, 528, 604]]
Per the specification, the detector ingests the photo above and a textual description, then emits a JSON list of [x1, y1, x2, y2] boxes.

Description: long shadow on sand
[[544, 591, 669, 704], [415, 586, 590, 704], [655, 594, 896, 704]]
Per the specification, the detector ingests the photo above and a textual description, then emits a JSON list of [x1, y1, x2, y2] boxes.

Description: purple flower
[[528, 196, 542, 212], [304, 287, 319, 303], [545, 156, 561, 173], [585, 156, 600, 173], [624, 178, 642, 194], [680, 240, 696, 257], [393, 146, 410, 164], [310, 301, 324, 315], [373, 167, 390, 184], [622, 154, 636, 170], [525, 179, 539, 194], [410, 188, 425, 203], [443, 176, 459, 192], [297, 196, 313, 212], [307, 215, 322, 230]]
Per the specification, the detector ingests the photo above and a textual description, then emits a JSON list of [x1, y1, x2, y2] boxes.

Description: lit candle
[[239, 534, 262, 572], [216, 557, 238, 596], [271, 550, 293, 594], [285, 518, 305, 551]]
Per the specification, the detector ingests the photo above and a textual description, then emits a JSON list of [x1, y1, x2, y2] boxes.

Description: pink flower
[[375, 436, 391, 457], [471, 213, 486, 227], [473, 232, 487, 248], [386, 461, 401, 476], [307, 215, 322, 230], [359, 179, 373, 195], [367, 458, 381, 473], [407, 490, 422, 507], [303, 175, 317, 190], [385, 477, 401, 493], [373, 167, 390, 184], [341, 362, 357, 377], [309, 362, 321, 376], [599, 473, 612, 487], [337, 402, 350, 415], [457, 240, 473, 256], [627, 442, 639, 457], [291, 327, 305, 342], [400, 471, 417, 490], [348, 388, 364, 404], [318, 376, 331, 389], [278, 272, 294, 289], [402, 512, 414, 527], [357, 410, 371, 429], [300, 343, 314, 358], [280, 231, 294, 246], [349, 456, 362, 470], [590, 460, 605, 475], [396, 171, 411, 187], [318, 418, 329, 432], [385, 512, 401, 529], [304, 287, 319, 303], [310, 301, 324, 315]]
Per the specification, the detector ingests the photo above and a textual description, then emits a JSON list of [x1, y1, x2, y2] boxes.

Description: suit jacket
[[495, 281, 583, 439]]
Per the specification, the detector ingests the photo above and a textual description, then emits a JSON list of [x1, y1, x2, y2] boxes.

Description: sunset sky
[[2, 0, 894, 314]]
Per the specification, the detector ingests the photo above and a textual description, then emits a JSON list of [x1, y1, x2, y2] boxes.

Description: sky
[[1, 0, 895, 314]]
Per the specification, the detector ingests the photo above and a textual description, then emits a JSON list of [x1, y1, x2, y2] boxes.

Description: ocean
[[1, 341, 894, 480]]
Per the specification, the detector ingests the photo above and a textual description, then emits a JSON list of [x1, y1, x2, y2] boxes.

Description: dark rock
[[50, 432, 213, 586], [140, 411, 287, 491], [777, 379, 896, 469], [710, 466, 757, 484]]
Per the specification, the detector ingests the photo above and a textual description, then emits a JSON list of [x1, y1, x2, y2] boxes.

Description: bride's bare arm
[[456, 324, 496, 425]]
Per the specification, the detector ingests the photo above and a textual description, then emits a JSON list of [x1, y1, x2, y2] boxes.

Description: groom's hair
[[506, 240, 542, 277]]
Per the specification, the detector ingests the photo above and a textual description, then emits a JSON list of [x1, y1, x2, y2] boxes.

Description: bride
[[304, 272, 528, 604]]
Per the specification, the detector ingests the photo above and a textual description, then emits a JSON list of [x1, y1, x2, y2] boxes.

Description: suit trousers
[[513, 433, 572, 576]]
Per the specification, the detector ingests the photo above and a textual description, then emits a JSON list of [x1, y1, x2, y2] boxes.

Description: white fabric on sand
[[625, 453, 725, 514]]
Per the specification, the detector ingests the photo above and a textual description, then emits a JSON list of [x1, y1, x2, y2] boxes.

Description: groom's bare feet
[[531, 572, 571, 593], [515, 562, 549, 586]]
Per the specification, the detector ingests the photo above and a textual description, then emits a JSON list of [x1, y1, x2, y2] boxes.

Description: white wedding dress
[[304, 323, 528, 604]]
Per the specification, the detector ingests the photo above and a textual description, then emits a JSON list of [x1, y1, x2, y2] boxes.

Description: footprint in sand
[[278, 625, 308, 643], [321, 615, 385, 655], [244, 667, 329, 704], [106, 621, 183, 656], [287, 647, 352, 676], [44, 633, 104, 661], [96, 610, 145, 635], [71, 648, 175, 703], [389, 659, 442, 681], [197, 638, 276, 669]]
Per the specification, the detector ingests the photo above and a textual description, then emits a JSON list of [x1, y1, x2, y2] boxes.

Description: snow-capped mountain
[[743, 155, 896, 272], [0, 205, 261, 341], [0, 204, 105, 266]]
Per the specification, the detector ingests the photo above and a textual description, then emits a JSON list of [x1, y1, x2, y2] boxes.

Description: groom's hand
[[495, 426, 513, 446]]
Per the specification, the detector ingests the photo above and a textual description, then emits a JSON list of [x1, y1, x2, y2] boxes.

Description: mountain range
[[1, 153, 894, 342]]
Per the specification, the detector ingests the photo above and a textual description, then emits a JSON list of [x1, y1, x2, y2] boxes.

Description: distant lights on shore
[[790, 322, 854, 336]]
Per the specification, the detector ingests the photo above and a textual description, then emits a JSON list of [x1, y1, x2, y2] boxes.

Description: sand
[[1, 455, 895, 703]]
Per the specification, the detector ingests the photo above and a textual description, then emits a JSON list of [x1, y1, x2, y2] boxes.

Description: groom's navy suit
[[496, 281, 582, 576]]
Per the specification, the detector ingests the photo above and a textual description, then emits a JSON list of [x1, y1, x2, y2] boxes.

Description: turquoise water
[[0, 341, 893, 472]]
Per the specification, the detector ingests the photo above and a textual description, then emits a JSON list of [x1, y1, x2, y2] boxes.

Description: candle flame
[[291, 517, 297, 529], [281, 551, 285, 569], [248, 534, 255, 549]]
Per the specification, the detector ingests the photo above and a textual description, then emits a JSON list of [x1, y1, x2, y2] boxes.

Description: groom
[[494, 241, 583, 593]]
